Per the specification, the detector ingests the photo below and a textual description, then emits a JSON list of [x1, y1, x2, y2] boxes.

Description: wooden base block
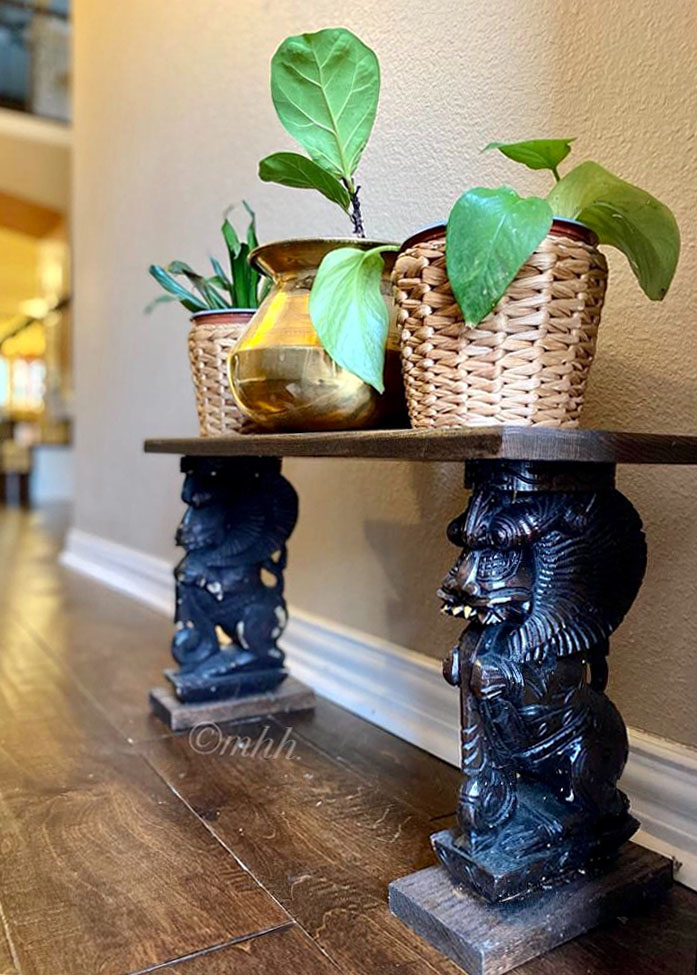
[[389, 843, 672, 975], [149, 676, 316, 731]]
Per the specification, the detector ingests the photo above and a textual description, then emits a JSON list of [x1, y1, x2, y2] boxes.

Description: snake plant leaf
[[309, 245, 396, 392], [259, 152, 352, 210], [242, 200, 259, 251], [222, 218, 242, 259], [148, 265, 207, 313], [270, 27, 380, 179], [229, 243, 253, 308], [167, 262, 228, 309], [144, 293, 180, 315], [548, 161, 680, 300], [484, 138, 575, 177], [446, 187, 553, 326], [209, 256, 227, 282], [208, 257, 234, 303]]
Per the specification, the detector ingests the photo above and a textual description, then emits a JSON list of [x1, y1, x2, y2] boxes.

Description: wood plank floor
[[0, 505, 695, 975]]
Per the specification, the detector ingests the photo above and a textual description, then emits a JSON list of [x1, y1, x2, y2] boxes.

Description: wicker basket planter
[[393, 219, 608, 429], [187, 309, 252, 437]]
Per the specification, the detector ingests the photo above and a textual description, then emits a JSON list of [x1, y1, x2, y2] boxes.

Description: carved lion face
[[439, 486, 646, 662], [439, 495, 534, 626]]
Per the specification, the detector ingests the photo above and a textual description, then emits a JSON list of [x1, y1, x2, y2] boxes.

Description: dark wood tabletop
[[144, 426, 697, 465]]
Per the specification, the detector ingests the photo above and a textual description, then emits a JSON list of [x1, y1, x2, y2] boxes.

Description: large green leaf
[[270, 27, 380, 179], [547, 161, 680, 300], [309, 245, 396, 392], [446, 187, 553, 326], [484, 138, 575, 178], [259, 152, 351, 210]]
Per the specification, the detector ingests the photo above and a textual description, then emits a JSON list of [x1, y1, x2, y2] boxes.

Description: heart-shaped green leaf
[[446, 187, 553, 326], [548, 161, 680, 300], [484, 138, 575, 177], [309, 245, 396, 392], [259, 152, 351, 211], [270, 27, 380, 179]]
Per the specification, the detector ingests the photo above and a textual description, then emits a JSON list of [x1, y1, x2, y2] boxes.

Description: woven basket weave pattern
[[393, 232, 608, 429], [187, 314, 249, 437]]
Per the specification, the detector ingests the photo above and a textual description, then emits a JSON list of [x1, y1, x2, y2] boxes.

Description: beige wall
[[73, 0, 697, 746], [0, 111, 70, 211]]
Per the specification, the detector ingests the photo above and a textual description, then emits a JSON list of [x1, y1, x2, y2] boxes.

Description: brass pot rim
[[249, 236, 399, 277]]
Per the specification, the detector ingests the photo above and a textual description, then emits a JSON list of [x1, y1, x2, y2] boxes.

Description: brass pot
[[227, 238, 406, 432]]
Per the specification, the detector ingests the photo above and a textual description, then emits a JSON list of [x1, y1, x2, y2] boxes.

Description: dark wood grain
[[144, 427, 697, 464], [154, 924, 342, 974], [12, 571, 174, 743], [0, 746, 290, 975], [140, 718, 463, 975], [0, 609, 290, 975], [0, 506, 173, 744], [515, 884, 697, 975], [272, 698, 460, 820]]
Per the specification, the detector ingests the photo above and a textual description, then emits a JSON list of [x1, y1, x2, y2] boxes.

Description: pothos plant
[[446, 138, 681, 325], [259, 27, 398, 393], [147, 204, 268, 313]]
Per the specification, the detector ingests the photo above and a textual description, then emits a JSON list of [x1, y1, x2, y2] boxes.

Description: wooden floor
[[0, 506, 695, 975]]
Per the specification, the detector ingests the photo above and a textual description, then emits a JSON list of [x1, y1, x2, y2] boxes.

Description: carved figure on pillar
[[433, 460, 647, 901], [167, 456, 298, 703]]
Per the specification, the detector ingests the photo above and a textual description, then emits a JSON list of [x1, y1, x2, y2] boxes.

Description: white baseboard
[[61, 527, 697, 889], [61, 528, 174, 615]]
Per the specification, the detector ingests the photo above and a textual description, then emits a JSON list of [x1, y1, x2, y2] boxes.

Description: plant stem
[[552, 166, 561, 183], [345, 179, 366, 237]]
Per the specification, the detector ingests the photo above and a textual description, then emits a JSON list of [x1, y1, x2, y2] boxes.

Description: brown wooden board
[[144, 427, 697, 464], [272, 699, 461, 821], [150, 677, 316, 731], [513, 882, 697, 975], [13, 564, 175, 744], [140, 717, 464, 975], [155, 924, 342, 974], [388, 844, 673, 975], [0, 619, 291, 975]]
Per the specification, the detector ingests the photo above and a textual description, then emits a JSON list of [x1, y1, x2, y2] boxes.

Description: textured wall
[[72, 0, 697, 745]]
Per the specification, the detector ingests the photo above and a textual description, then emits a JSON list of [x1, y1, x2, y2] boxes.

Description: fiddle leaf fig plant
[[259, 26, 396, 392], [259, 27, 380, 236], [147, 204, 267, 314], [259, 152, 352, 211], [446, 138, 680, 325]]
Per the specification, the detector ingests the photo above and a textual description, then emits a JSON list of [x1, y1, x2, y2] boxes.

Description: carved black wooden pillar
[[165, 455, 298, 704], [432, 459, 647, 902]]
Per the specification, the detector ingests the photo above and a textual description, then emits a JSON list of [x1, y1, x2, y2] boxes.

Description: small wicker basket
[[393, 220, 608, 429], [187, 310, 252, 437]]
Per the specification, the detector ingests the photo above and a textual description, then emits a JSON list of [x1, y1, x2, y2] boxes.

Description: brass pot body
[[228, 238, 406, 432]]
